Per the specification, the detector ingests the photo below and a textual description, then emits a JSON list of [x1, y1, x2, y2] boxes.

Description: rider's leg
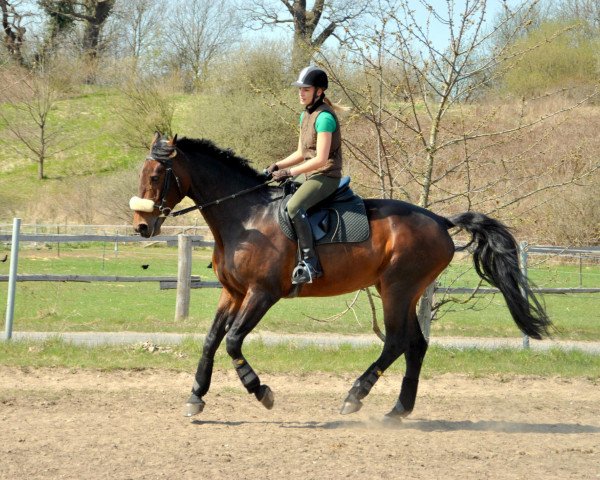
[[286, 174, 339, 284], [290, 208, 321, 283]]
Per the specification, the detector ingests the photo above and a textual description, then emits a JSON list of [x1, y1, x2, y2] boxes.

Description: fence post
[[519, 241, 530, 349], [175, 234, 192, 320], [4, 218, 21, 340]]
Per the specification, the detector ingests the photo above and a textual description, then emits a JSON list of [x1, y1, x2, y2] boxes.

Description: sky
[[242, 0, 518, 54], [19, 0, 520, 56]]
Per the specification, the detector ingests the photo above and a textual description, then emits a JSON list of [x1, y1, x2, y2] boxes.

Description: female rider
[[265, 66, 344, 285]]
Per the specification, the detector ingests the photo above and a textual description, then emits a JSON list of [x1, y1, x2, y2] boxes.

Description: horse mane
[[177, 137, 263, 181]]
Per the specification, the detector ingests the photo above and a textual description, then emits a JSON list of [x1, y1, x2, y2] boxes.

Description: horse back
[[364, 198, 453, 231]]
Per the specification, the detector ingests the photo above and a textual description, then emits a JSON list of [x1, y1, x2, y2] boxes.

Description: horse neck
[[183, 152, 269, 242]]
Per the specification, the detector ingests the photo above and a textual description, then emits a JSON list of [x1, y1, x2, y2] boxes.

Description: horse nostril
[[136, 223, 148, 235]]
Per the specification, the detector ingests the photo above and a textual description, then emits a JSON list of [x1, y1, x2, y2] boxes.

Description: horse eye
[[150, 175, 159, 183]]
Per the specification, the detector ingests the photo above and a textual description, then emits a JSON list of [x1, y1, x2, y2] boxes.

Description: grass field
[[1, 336, 599, 378], [1, 243, 599, 341]]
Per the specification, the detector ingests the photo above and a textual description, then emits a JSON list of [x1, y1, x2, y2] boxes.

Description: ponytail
[[323, 95, 350, 115]]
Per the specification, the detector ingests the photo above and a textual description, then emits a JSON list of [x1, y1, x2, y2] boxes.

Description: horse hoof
[[340, 395, 362, 415], [382, 412, 403, 425], [385, 401, 411, 419], [184, 395, 205, 417], [257, 385, 274, 410]]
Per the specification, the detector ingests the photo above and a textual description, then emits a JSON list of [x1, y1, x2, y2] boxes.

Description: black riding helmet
[[291, 66, 328, 90]]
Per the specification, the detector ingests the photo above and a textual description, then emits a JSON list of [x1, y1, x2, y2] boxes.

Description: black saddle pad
[[277, 183, 370, 245]]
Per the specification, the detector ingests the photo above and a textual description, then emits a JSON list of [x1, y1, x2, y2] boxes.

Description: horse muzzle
[[131, 197, 167, 238], [133, 215, 165, 238]]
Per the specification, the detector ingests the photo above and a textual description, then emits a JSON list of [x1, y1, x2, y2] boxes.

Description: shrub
[[501, 21, 599, 98]]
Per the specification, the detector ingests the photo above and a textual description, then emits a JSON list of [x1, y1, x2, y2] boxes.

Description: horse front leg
[[225, 289, 277, 410], [185, 289, 240, 417]]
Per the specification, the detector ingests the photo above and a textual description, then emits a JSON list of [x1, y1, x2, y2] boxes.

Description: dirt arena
[[1, 366, 598, 479]]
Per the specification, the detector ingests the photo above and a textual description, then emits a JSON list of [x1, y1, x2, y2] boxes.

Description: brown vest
[[300, 103, 343, 178]]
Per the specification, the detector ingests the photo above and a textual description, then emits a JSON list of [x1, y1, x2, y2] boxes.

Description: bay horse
[[131, 133, 551, 419]]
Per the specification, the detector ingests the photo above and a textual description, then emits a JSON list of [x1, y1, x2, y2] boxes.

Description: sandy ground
[[0, 366, 598, 480]]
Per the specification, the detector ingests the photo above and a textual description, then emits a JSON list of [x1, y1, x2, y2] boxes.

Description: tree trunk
[[291, 32, 314, 71], [82, 0, 114, 58], [38, 157, 44, 180], [0, 0, 26, 66], [288, 0, 337, 71]]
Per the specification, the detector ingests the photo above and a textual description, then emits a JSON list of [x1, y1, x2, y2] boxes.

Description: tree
[[108, 0, 165, 66], [165, 0, 240, 92], [501, 21, 598, 97], [0, 63, 68, 180], [553, 0, 600, 35], [323, 0, 599, 338], [39, 0, 76, 53], [38, 0, 115, 61], [242, 0, 368, 71], [0, 0, 28, 66], [115, 75, 175, 150]]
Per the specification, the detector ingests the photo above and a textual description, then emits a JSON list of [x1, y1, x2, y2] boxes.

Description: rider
[[265, 66, 344, 285]]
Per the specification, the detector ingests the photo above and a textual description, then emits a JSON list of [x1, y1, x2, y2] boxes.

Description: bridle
[[146, 153, 183, 217]]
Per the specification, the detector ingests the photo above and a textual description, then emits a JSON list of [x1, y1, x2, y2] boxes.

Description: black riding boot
[[290, 209, 323, 284]]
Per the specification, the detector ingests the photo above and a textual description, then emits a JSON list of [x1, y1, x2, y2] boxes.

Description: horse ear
[[171, 134, 178, 145], [151, 131, 161, 146]]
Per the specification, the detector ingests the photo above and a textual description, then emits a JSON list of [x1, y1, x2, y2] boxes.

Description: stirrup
[[292, 260, 322, 285]]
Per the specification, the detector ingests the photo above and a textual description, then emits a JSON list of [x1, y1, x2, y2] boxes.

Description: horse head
[[131, 132, 188, 237]]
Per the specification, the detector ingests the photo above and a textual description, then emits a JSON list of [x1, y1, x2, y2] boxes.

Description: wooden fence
[[2, 219, 599, 341]]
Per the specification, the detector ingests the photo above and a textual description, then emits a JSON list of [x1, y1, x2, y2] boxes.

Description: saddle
[[277, 176, 370, 245]]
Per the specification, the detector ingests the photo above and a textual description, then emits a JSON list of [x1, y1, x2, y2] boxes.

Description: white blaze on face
[[129, 196, 155, 212]]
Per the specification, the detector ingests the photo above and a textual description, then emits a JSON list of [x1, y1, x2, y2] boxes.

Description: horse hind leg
[[385, 320, 428, 420], [340, 290, 413, 415]]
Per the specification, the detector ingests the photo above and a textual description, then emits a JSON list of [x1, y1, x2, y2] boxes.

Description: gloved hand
[[263, 164, 279, 177], [272, 168, 292, 182]]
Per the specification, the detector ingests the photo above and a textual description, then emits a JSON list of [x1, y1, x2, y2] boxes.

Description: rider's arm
[[289, 132, 332, 176]]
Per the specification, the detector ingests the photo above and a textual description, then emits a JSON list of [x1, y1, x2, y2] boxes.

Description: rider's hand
[[272, 168, 292, 182], [263, 163, 279, 177]]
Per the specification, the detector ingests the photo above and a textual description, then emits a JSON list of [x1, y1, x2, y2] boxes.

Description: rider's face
[[299, 86, 323, 106]]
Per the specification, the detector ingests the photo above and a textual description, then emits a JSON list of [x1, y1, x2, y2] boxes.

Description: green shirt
[[299, 111, 337, 133]]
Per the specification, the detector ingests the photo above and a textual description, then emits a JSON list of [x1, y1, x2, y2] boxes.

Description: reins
[[169, 178, 277, 217]]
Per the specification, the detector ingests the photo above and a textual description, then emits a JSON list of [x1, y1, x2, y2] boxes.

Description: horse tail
[[448, 212, 552, 339]]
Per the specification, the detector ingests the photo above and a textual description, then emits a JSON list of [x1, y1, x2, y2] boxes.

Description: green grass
[[0, 337, 598, 379], [1, 244, 599, 340]]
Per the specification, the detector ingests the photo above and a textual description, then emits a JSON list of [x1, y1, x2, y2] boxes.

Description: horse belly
[[297, 233, 388, 297]]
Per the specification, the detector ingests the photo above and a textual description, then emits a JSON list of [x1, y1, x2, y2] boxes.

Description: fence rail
[[2, 220, 599, 342], [0, 234, 212, 247]]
